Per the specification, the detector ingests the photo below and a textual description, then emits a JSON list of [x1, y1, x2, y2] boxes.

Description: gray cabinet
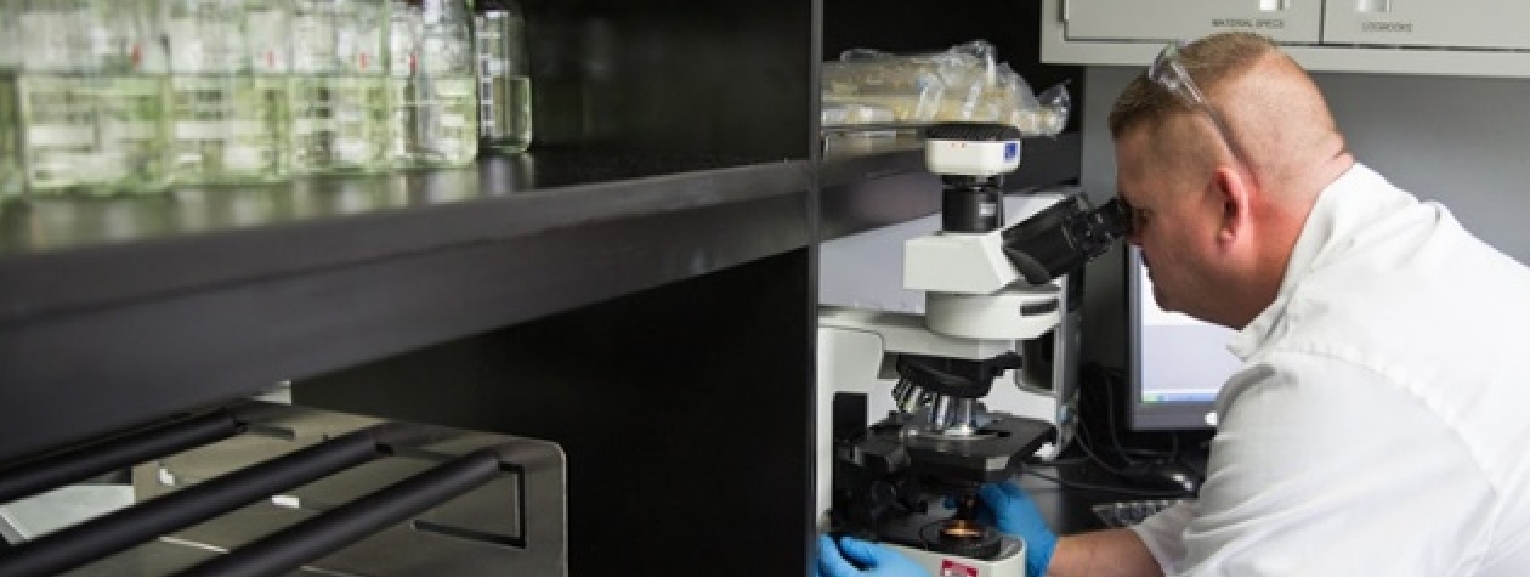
[[1063, 0, 1321, 44], [1322, 0, 1530, 50], [1044, 0, 1530, 77]]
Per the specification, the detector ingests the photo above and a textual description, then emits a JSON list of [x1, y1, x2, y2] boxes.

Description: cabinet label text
[[1361, 21, 1414, 33], [1212, 17, 1286, 30]]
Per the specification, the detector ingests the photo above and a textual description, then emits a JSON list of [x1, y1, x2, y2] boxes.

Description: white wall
[[1078, 66, 1530, 367]]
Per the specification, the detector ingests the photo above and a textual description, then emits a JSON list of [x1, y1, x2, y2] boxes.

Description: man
[[819, 32, 1530, 577]]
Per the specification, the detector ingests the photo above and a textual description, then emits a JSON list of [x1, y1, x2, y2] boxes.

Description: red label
[[940, 559, 979, 577]]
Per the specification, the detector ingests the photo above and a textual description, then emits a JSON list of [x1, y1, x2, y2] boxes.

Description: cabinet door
[[1063, 0, 1322, 44], [1323, 0, 1530, 50]]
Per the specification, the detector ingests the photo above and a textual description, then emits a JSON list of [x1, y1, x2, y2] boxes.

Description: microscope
[[818, 123, 1130, 576]]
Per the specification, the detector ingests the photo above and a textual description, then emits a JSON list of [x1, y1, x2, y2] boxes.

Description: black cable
[[1071, 418, 1136, 477], [1072, 386, 1142, 475], [1099, 364, 1147, 467], [1021, 469, 1191, 498], [1092, 363, 1156, 461], [1080, 362, 1182, 466]]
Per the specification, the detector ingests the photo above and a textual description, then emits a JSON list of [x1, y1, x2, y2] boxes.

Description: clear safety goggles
[[1147, 41, 1248, 163]]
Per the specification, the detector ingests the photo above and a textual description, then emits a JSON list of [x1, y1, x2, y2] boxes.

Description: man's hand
[[816, 535, 932, 577], [976, 481, 1058, 577]]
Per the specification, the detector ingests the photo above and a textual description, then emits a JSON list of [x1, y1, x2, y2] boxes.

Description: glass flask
[[19, 0, 171, 195], [0, 0, 20, 199], [289, 0, 390, 174], [166, 0, 289, 185], [473, 0, 530, 153], [389, 0, 477, 168]]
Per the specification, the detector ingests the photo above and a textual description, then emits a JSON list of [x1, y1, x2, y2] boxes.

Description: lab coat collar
[[1227, 162, 1405, 360]]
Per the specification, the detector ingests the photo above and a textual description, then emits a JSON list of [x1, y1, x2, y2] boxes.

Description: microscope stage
[[853, 414, 1052, 485]]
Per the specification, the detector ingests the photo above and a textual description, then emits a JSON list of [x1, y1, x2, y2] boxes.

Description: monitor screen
[[1127, 247, 1241, 431]]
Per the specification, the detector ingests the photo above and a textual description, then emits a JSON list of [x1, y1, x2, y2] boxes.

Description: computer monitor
[[1126, 247, 1241, 431]]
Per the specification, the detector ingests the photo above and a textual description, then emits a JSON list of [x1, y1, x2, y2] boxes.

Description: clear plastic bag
[[820, 40, 1070, 137]]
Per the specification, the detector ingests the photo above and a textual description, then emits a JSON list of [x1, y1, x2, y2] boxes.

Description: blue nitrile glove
[[816, 534, 932, 577], [977, 481, 1057, 577]]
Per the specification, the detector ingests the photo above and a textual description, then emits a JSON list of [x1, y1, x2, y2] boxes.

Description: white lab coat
[[1131, 163, 1530, 577]]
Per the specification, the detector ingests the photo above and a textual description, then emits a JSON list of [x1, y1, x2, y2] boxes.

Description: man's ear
[[1212, 165, 1255, 245]]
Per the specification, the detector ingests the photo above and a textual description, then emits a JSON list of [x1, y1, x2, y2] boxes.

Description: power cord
[[1084, 363, 1181, 464], [1071, 418, 1136, 476], [1069, 362, 1208, 484]]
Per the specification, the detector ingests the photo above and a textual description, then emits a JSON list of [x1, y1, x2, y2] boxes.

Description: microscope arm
[[904, 195, 1131, 296]]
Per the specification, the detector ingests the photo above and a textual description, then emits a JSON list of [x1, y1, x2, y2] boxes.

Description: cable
[[1078, 362, 1183, 467], [1106, 377, 1184, 465], [1071, 418, 1137, 477], [1090, 363, 1158, 461], [1099, 364, 1148, 466], [1021, 469, 1190, 498]]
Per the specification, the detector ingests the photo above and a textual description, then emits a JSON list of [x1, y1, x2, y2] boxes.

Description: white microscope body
[[817, 124, 1129, 577]]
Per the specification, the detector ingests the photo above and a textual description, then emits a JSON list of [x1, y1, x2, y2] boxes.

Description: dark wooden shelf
[[0, 152, 812, 464]]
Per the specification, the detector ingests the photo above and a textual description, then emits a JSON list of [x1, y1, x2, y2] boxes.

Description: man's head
[[1111, 32, 1353, 329]]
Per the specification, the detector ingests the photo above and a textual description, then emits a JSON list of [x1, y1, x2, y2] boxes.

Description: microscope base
[[888, 537, 1027, 577]]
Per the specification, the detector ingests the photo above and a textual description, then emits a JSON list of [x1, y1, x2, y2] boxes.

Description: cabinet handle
[[1061, 0, 1070, 22], [1259, 0, 1290, 11], [1357, 0, 1392, 12]]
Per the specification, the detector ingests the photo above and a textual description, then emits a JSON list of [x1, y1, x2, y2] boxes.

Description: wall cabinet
[[1321, 0, 1530, 50], [1045, 0, 1530, 77], [1063, 0, 1321, 44]]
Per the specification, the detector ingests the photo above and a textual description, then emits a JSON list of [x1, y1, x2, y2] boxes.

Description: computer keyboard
[[1091, 499, 1191, 528]]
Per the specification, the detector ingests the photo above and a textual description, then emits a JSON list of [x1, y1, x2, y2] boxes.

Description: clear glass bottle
[[289, 0, 389, 174], [473, 0, 530, 153], [287, 0, 334, 173], [238, 0, 292, 182], [165, 0, 245, 185], [163, 0, 289, 185], [18, 0, 170, 195], [16, 0, 92, 193], [0, 0, 21, 199], [389, 0, 476, 168], [94, 0, 171, 193]]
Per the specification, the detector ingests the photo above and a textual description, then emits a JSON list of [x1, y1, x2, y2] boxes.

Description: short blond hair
[[1108, 32, 1280, 139]]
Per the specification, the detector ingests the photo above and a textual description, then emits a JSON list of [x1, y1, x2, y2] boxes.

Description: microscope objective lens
[[896, 385, 925, 414], [947, 398, 980, 435], [892, 380, 913, 408], [931, 395, 957, 430], [918, 390, 938, 406]]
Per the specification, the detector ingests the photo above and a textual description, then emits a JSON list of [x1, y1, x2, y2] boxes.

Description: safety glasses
[[1148, 41, 1248, 163]]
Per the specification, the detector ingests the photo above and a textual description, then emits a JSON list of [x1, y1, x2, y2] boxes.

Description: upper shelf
[[0, 151, 809, 323], [0, 151, 814, 466]]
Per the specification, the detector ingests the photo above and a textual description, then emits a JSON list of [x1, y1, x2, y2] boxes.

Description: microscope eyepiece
[[1001, 195, 1133, 285]]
